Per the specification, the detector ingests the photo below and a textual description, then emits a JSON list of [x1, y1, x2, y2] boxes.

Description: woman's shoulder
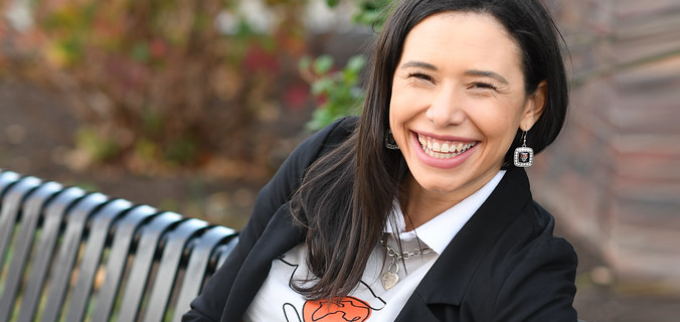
[[470, 201, 577, 320], [282, 116, 358, 166], [321, 116, 359, 147], [487, 168, 573, 253], [332, 115, 360, 131], [477, 190, 576, 274], [503, 200, 578, 271], [292, 116, 358, 158]]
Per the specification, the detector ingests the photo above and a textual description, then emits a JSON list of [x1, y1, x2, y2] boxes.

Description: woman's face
[[389, 11, 544, 202]]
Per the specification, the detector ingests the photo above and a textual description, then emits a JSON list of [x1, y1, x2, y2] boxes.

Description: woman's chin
[[415, 181, 461, 195]]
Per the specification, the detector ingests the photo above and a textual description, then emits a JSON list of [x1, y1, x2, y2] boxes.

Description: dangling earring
[[385, 130, 399, 150], [513, 130, 533, 167]]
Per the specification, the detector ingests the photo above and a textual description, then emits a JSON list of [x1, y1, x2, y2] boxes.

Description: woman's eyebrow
[[465, 69, 509, 85], [400, 61, 437, 70]]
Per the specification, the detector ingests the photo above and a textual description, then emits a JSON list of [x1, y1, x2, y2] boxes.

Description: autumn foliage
[[1, 0, 388, 178]]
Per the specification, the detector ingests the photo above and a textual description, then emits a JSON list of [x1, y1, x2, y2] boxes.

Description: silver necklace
[[381, 239, 432, 290]]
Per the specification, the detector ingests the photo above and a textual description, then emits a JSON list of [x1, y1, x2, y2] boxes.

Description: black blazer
[[183, 117, 578, 322]]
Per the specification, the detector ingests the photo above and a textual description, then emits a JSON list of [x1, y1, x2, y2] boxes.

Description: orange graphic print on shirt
[[303, 297, 372, 322], [278, 254, 385, 322]]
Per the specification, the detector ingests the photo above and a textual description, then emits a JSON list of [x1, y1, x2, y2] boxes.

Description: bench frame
[[0, 169, 238, 322]]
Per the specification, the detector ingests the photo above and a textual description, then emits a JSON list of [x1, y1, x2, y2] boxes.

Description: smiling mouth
[[417, 134, 477, 159]]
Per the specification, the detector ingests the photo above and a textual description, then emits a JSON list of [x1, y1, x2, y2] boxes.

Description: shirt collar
[[384, 170, 506, 254]]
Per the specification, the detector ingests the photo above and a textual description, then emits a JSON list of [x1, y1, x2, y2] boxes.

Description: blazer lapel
[[395, 293, 446, 322], [397, 168, 532, 319], [221, 202, 305, 320]]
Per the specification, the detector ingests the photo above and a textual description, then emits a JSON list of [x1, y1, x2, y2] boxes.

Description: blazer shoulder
[[490, 232, 578, 322], [488, 203, 578, 321], [292, 115, 358, 163], [502, 199, 577, 272], [320, 116, 359, 151]]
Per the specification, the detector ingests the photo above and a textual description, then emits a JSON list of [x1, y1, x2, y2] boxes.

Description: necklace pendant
[[382, 271, 399, 290]]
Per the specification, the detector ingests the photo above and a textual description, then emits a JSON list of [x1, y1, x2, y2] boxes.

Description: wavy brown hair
[[291, 0, 569, 300]]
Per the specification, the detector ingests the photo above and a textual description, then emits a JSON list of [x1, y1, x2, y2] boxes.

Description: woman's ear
[[521, 80, 547, 131]]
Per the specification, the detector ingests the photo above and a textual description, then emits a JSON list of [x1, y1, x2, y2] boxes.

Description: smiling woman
[[184, 0, 576, 321]]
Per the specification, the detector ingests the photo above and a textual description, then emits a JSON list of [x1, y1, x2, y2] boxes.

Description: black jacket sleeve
[[182, 117, 356, 322]]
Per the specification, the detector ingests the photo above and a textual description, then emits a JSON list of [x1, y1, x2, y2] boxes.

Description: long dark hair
[[291, 0, 569, 300]]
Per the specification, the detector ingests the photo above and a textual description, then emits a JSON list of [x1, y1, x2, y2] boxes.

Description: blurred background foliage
[[0, 0, 388, 177]]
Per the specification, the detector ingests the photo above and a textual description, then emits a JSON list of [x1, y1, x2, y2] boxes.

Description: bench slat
[[143, 218, 209, 322], [65, 198, 134, 322], [117, 212, 184, 321], [0, 181, 62, 322], [0, 176, 41, 276], [41, 192, 109, 322], [216, 236, 240, 269], [172, 226, 236, 322], [17, 186, 85, 322], [0, 171, 21, 197], [92, 204, 158, 321]]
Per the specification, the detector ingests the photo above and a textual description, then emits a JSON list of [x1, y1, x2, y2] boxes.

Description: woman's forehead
[[398, 12, 523, 72]]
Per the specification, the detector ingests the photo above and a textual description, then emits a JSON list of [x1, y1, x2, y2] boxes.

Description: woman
[[184, 0, 577, 321]]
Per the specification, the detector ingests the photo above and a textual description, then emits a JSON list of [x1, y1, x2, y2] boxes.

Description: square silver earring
[[385, 130, 399, 150], [513, 131, 533, 167]]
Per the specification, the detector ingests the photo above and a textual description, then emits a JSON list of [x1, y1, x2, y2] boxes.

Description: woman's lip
[[412, 130, 477, 143], [410, 132, 478, 169]]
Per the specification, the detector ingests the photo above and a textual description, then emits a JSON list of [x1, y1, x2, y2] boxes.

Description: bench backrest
[[0, 169, 239, 322]]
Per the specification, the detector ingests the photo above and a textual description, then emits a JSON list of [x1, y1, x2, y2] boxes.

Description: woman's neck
[[398, 176, 467, 231], [398, 169, 503, 231]]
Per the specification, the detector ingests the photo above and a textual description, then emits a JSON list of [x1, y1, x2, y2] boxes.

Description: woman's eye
[[408, 72, 434, 82], [472, 82, 497, 90]]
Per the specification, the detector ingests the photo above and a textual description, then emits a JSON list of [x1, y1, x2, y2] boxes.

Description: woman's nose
[[425, 88, 466, 128]]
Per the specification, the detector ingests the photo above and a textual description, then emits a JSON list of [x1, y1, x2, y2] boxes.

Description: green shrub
[[305, 0, 392, 130]]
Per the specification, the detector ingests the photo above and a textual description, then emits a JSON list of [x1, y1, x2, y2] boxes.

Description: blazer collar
[[410, 168, 532, 306]]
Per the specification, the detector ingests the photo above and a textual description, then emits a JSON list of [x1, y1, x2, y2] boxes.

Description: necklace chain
[[380, 237, 432, 290], [384, 243, 433, 260], [381, 237, 433, 260]]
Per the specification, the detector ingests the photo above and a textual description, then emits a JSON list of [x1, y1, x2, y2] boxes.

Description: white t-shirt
[[244, 171, 505, 322]]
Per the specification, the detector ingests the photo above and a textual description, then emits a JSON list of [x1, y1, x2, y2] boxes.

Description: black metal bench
[[0, 169, 239, 322]]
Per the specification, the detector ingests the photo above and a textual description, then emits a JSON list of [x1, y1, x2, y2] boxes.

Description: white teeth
[[417, 134, 476, 158]]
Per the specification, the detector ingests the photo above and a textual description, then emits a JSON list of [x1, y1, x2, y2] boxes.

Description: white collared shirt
[[244, 170, 506, 322], [385, 170, 507, 254]]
